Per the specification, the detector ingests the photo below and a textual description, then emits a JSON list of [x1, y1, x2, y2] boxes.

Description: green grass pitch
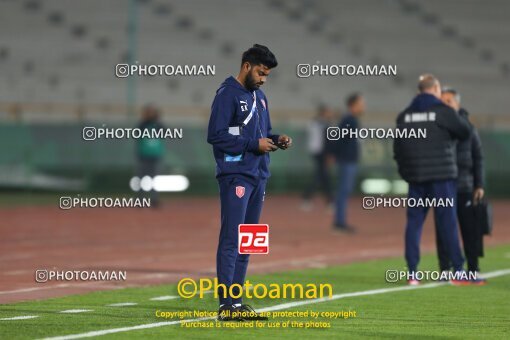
[[1, 245, 509, 339]]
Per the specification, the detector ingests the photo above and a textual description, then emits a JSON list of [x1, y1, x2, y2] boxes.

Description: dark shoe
[[450, 271, 471, 286], [333, 223, 356, 234], [450, 279, 471, 286], [217, 305, 235, 321], [300, 200, 313, 211], [470, 277, 487, 285], [407, 279, 420, 286], [438, 271, 450, 282], [470, 272, 487, 285], [233, 304, 268, 321]]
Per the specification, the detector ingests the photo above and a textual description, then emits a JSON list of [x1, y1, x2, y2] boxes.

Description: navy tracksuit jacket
[[207, 76, 279, 305]]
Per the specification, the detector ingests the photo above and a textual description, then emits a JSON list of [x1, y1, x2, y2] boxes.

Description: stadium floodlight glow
[[140, 176, 153, 192], [129, 176, 141, 192], [361, 178, 391, 194], [129, 175, 190, 192], [152, 175, 189, 192], [392, 179, 409, 195]]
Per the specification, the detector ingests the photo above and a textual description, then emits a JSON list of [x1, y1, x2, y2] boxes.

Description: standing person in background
[[393, 74, 471, 285], [332, 93, 365, 233], [435, 87, 487, 284], [302, 104, 334, 210], [136, 104, 165, 208]]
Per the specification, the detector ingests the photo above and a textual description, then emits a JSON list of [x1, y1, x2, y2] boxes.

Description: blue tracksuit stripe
[[207, 87, 259, 155]]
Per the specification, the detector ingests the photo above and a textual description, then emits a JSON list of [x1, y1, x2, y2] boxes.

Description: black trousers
[[303, 153, 333, 203], [435, 192, 484, 272]]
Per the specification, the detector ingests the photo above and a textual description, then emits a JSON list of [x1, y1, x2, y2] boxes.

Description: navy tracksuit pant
[[405, 179, 464, 273], [216, 176, 266, 306]]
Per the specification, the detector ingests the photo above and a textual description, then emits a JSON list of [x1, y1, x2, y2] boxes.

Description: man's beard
[[245, 73, 260, 91]]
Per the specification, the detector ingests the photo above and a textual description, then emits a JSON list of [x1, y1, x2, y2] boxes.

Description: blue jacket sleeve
[[207, 91, 259, 154], [265, 97, 280, 144]]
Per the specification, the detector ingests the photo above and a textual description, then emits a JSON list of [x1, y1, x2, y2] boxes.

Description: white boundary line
[[0, 282, 121, 296], [0, 284, 70, 295], [42, 268, 510, 340], [0, 315, 39, 321], [149, 296, 179, 301], [59, 310, 93, 314]]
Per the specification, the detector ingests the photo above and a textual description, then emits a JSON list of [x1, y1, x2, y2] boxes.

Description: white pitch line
[[59, 310, 93, 314], [0, 253, 33, 261], [4, 270, 32, 276], [149, 290, 213, 301], [0, 284, 70, 295], [478, 268, 510, 279], [43, 268, 510, 340], [149, 296, 179, 301], [106, 303, 138, 307], [0, 315, 39, 321]]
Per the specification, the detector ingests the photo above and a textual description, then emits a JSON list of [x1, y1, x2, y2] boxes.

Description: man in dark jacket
[[434, 88, 486, 284], [136, 105, 164, 207], [207, 44, 292, 320], [394, 74, 471, 284], [333, 93, 365, 232], [302, 104, 334, 208]]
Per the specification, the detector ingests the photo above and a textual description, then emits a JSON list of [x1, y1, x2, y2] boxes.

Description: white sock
[[232, 303, 242, 308]]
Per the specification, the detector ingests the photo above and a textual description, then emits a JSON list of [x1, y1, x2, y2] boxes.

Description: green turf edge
[[0, 244, 509, 339]]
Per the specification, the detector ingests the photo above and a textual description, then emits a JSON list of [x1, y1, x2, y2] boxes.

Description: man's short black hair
[[346, 92, 362, 108], [442, 86, 461, 104], [241, 44, 278, 69]]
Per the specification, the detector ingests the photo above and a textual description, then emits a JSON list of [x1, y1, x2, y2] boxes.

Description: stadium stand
[[0, 0, 508, 123]]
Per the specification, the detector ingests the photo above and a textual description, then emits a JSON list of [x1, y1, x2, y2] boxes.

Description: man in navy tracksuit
[[207, 44, 292, 321], [394, 74, 471, 285]]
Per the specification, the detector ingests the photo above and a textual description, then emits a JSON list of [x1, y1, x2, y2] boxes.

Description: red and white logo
[[235, 186, 245, 198], [238, 224, 269, 254]]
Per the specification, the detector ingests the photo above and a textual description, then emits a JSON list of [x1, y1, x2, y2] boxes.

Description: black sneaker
[[233, 304, 268, 321], [333, 223, 356, 234], [217, 305, 235, 321]]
